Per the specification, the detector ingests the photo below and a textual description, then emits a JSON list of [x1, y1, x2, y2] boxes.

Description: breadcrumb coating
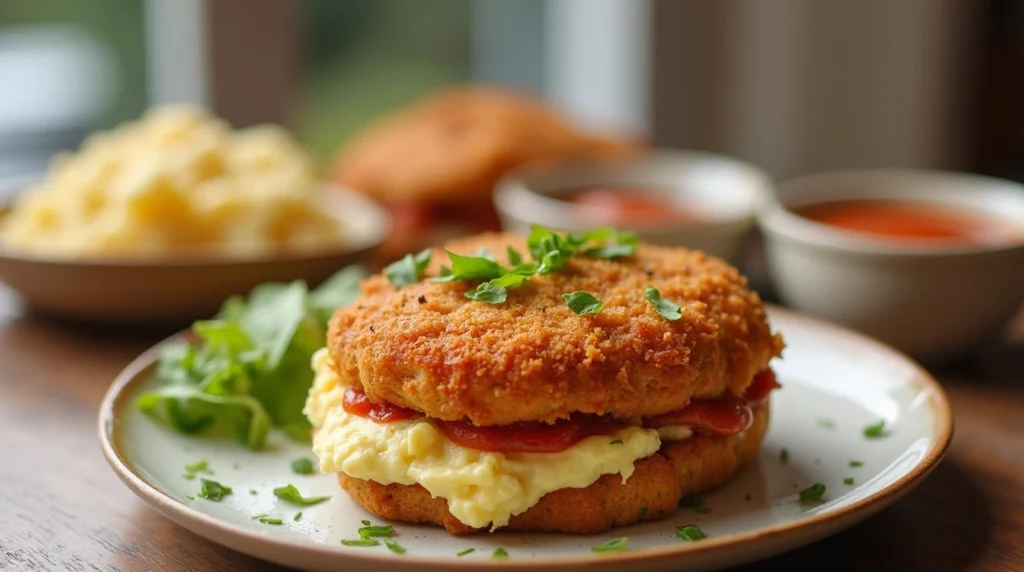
[[328, 232, 783, 426]]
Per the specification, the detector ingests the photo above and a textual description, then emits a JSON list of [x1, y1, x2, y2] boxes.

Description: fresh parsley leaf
[[258, 516, 283, 525], [291, 457, 315, 475], [294, 511, 302, 521], [383, 538, 406, 554], [273, 484, 331, 506], [562, 291, 604, 315], [843, 477, 855, 485], [610, 439, 624, 445], [849, 460, 864, 467], [341, 538, 380, 547], [863, 419, 888, 438], [780, 448, 789, 463], [441, 250, 506, 281], [644, 287, 682, 320], [676, 525, 706, 542], [357, 524, 394, 538], [465, 282, 507, 304], [507, 246, 523, 265], [799, 482, 827, 502], [197, 479, 232, 501], [386, 249, 432, 289], [492, 547, 509, 559], [457, 548, 475, 557], [591, 537, 628, 553]]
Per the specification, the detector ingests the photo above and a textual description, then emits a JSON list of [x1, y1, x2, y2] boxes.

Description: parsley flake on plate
[[383, 538, 406, 555], [183, 458, 211, 475], [843, 477, 855, 485], [290, 457, 315, 475], [780, 448, 790, 463], [492, 547, 509, 559], [457, 548, 475, 557], [592, 537, 628, 553], [258, 516, 283, 525], [863, 419, 888, 438], [563, 291, 604, 315], [849, 460, 864, 467], [385, 248, 432, 289], [341, 538, 379, 547], [293, 511, 302, 521], [799, 482, 827, 502], [644, 287, 682, 321], [273, 484, 331, 506], [197, 479, 232, 501], [676, 525, 706, 542], [357, 524, 394, 538]]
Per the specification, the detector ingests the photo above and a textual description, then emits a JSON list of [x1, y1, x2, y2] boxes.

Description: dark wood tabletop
[[1, 285, 1022, 572]]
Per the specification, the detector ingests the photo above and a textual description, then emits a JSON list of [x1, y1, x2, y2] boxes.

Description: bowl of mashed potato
[[0, 106, 389, 324]]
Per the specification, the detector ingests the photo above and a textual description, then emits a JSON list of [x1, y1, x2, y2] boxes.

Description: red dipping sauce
[[559, 187, 703, 226], [795, 199, 1022, 245]]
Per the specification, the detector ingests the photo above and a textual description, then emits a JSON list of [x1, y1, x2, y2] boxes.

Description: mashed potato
[[305, 348, 666, 530], [0, 106, 344, 257]]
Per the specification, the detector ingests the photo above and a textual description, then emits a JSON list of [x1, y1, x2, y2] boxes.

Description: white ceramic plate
[[99, 306, 952, 572]]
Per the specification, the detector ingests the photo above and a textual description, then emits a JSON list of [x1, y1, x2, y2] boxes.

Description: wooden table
[[1, 286, 1022, 572]]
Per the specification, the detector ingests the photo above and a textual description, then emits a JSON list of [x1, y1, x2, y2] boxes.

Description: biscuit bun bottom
[[338, 402, 770, 535]]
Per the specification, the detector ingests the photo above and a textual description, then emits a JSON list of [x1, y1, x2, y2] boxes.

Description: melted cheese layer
[[304, 349, 662, 530]]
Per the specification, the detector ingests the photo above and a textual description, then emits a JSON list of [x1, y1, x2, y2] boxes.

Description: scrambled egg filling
[[0, 106, 344, 257], [305, 349, 687, 530]]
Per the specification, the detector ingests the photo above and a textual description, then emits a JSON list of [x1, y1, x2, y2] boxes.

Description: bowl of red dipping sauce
[[759, 169, 1024, 360], [494, 149, 772, 264]]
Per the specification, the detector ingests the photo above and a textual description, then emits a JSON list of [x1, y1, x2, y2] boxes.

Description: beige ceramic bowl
[[494, 149, 772, 264], [759, 169, 1024, 361], [0, 184, 390, 325]]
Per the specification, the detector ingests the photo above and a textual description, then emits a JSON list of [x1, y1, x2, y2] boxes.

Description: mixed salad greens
[[136, 267, 365, 450]]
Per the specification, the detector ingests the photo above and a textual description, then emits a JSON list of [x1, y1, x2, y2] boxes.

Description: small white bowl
[[759, 169, 1024, 361], [494, 149, 772, 264]]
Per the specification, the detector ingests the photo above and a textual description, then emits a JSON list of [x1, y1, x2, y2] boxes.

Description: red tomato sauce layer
[[342, 369, 780, 453]]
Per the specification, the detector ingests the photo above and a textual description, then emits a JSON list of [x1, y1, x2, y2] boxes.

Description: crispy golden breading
[[328, 233, 783, 426], [663, 403, 770, 496], [338, 403, 769, 534], [329, 86, 636, 205], [339, 454, 680, 535]]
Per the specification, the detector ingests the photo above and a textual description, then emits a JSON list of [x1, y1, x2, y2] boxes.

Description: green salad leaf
[[136, 266, 365, 450]]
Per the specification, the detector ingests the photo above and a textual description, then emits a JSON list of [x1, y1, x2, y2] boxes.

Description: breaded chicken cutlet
[[304, 231, 783, 534]]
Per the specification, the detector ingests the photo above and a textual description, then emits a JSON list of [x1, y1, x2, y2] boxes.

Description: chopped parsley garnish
[[341, 538, 380, 547], [273, 484, 331, 506], [609, 439, 624, 445], [383, 538, 406, 554], [361, 519, 371, 526], [799, 482, 827, 502], [679, 495, 703, 508], [816, 418, 836, 429], [591, 537, 628, 553], [492, 547, 509, 559], [197, 479, 232, 501], [676, 525, 706, 542], [849, 460, 864, 467], [465, 281, 508, 304], [457, 548, 475, 557], [644, 287, 682, 320], [258, 516, 283, 525], [843, 477, 854, 485], [249, 489, 257, 495], [185, 495, 195, 500], [385, 248, 432, 289], [251, 513, 268, 520], [290, 457, 316, 475], [357, 524, 395, 538], [184, 459, 211, 475], [863, 419, 888, 438], [780, 448, 789, 463], [563, 291, 604, 315]]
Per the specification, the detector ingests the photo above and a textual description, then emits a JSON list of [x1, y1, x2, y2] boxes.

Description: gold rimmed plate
[[98, 306, 952, 571]]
